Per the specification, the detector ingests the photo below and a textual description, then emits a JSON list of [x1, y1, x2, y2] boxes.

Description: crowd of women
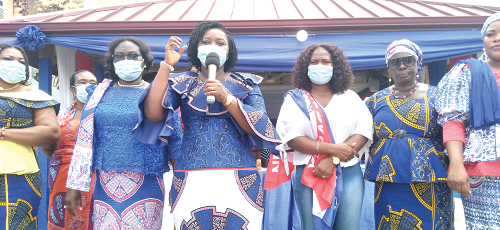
[[0, 11, 500, 230]]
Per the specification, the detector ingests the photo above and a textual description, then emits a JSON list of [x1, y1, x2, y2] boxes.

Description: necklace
[[0, 84, 20, 91], [117, 80, 145, 88], [311, 90, 332, 95], [391, 81, 419, 99]]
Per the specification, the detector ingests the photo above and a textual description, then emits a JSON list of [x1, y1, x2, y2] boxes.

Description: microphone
[[205, 52, 220, 104]]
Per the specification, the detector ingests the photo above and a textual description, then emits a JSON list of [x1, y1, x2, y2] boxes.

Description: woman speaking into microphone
[[133, 21, 281, 229]]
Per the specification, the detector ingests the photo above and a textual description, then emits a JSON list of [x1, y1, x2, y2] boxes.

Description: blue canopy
[[6, 29, 483, 72]]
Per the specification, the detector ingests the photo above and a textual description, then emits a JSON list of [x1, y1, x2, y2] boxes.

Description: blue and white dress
[[84, 85, 181, 230], [134, 71, 281, 230]]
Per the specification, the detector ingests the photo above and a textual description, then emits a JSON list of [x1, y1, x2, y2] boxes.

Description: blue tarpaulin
[[5, 29, 484, 72]]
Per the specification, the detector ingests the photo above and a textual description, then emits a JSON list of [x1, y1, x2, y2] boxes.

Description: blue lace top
[[92, 86, 173, 176], [133, 72, 281, 171]]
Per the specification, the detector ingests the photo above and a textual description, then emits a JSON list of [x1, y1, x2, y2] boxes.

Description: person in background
[[276, 43, 372, 230], [134, 21, 280, 230], [436, 12, 500, 229], [64, 37, 182, 230], [0, 43, 60, 229], [43, 70, 97, 230], [365, 39, 453, 229]]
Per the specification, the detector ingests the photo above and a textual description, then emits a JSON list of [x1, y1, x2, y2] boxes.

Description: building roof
[[0, 0, 498, 36]]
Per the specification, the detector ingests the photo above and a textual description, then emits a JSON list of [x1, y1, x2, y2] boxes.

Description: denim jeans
[[293, 162, 364, 230], [332, 162, 364, 230]]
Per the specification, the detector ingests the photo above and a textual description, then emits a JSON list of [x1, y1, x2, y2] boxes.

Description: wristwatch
[[331, 155, 340, 165]]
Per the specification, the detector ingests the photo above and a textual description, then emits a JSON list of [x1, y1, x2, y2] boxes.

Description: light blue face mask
[[197, 45, 227, 67], [75, 85, 89, 103], [0, 60, 26, 84], [308, 65, 334, 85], [114, 60, 144, 81]]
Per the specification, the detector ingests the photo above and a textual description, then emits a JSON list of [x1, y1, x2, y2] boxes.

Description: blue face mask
[[75, 85, 89, 103], [114, 60, 144, 81], [0, 60, 26, 84], [308, 65, 334, 85], [197, 45, 227, 67]]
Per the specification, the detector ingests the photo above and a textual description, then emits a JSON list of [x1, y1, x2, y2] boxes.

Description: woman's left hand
[[204, 79, 229, 103], [313, 156, 336, 179]]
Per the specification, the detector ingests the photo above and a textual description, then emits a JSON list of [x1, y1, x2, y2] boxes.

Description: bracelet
[[316, 140, 320, 154], [224, 94, 234, 107], [0, 128, 5, 140], [160, 61, 174, 71]]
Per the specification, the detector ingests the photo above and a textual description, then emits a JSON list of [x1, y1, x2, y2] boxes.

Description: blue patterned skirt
[[463, 176, 500, 230], [0, 172, 41, 230], [92, 170, 165, 230], [375, 182, 453, 230]]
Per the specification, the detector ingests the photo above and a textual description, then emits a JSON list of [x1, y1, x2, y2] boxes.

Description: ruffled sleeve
[[436, 63, 471, 126], [164, 110, 182, 160], [230, 73, 281, 151], [132, 83, 180, 146]]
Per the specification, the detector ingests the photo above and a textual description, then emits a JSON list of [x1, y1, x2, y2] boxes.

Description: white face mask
[[75, 85, 89, 103], [0, 60, 26, 84], [197, 45, 228, 67], [114, 60, 144, 81]]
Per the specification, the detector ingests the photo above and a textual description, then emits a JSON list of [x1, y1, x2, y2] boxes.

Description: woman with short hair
[[64, 37, 182, 230], [135, 21, 280, 229]]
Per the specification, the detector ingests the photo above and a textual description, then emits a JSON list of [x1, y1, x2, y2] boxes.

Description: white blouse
[[276, 89, 373, 167]]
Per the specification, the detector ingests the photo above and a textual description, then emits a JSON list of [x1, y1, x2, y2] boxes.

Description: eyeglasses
[[388, 56, 416, 69], [112, 54, 141, 62]]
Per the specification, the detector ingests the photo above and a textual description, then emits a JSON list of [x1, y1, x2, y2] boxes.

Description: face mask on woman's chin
[[114, 60, 144, 81], [0, 60, 26, 84], [74, 85, 89, 103], [308, 65, 334, 85]]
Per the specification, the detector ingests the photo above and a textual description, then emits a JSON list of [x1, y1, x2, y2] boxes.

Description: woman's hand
[[313, 156, 336, 179], [204, 79, 229, 103], [164, 36, 187, 66], [64, 188, 82, 217], [447, 163, 471, 199], [330, 142, 358, 162]]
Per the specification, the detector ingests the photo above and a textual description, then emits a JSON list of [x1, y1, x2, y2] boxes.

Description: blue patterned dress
[[436, 63, 500, 229], [88, 86, 181, 230], [0, 95, 57, 230], [133, 71, 281, 230], [364, 86, 453, 230]]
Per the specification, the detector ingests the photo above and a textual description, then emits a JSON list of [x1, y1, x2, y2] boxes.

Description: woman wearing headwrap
[[436, 12, 500, 229], [365, 39, 453, 229]]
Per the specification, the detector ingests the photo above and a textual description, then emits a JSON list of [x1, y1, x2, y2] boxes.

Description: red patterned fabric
[[48, 118, 95, 230]]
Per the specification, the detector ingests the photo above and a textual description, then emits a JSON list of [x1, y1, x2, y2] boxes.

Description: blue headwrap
[[385, 39, 423, 74], [466, 12, 500, 129], [481, 12, 500, 39]]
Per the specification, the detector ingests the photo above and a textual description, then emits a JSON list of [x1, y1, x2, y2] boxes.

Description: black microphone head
[[205, 52, 220, 68]]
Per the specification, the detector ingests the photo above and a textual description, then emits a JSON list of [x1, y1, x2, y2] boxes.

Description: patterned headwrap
[[385, 39, 423, 74], [482, 12, 500, 39]]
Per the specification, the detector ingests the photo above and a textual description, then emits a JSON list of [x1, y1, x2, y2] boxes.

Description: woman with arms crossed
[[275, 43, 373, 230]]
